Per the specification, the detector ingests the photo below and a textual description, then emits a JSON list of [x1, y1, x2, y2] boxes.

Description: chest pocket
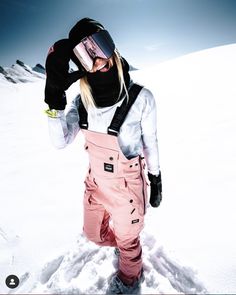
[[85, 141, 119, 177]]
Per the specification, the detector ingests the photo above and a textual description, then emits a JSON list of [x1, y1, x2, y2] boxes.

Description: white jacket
[[47, 85, 160, 175]]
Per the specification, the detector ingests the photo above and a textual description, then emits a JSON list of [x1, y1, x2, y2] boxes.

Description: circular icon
[[5, 275, 19, 289]]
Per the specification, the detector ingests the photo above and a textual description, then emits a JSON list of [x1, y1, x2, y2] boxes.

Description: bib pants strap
[[78, 98, 88, 129], [107, 83, 143, 136], [78, 83, 143, 134]]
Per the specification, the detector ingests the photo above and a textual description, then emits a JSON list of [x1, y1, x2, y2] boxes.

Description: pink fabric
[[82, 129, 147, 285]]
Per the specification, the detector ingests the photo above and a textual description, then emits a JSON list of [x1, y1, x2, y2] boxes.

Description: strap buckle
[[107, 128, 119, 136]]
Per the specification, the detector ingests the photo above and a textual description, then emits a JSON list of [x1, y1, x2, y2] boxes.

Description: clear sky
[[0, 0, 236, 69]]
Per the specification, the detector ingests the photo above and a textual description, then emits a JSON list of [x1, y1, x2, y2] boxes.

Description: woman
[[44, 18, 162, 294]]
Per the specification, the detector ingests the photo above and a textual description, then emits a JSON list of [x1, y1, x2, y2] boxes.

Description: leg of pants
[[111, 200, 144, 286], [83, 174, 146, 285], [83, 177, 117, 246]]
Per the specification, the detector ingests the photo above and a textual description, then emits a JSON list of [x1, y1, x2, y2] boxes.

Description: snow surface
[[0, 44, 236, 294]]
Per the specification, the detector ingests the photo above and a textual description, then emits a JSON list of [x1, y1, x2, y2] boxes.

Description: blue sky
[[0, 0, 236, 69]]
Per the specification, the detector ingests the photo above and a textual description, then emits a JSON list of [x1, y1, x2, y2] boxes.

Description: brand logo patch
[[132, 219, 139, 224], [104, 163, 114, 173]]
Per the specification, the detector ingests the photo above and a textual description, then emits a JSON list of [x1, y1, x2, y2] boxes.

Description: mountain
[[0, 59, 136, 85], [33, 63, 46, 75], [129, 64, 138, 71], [0, 60, 45, 84]]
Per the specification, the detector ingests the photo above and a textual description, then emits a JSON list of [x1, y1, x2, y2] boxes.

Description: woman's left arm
[[140, 88, 160, 176]]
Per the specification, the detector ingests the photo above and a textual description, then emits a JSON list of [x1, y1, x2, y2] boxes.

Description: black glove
[[148, 172, 162, 208], [44, 39, 85, 110]]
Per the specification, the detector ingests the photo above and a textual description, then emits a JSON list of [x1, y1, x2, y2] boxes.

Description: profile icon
[[10, 278, 16, 285], [5, 275, 19, 289]]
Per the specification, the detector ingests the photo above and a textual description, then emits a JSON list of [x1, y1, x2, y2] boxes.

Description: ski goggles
[[73, 30, 115, 71]]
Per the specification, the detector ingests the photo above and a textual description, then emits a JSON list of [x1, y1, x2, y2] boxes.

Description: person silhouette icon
[[9, 278, 16, 285], [5, 275, 19, 289]]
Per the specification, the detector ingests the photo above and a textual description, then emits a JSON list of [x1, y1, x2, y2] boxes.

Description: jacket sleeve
[[140, 88, 160, 176], [47, 96, 80, 149]]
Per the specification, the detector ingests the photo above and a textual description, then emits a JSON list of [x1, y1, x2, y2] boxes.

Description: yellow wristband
[[44, 109, 58, 118]]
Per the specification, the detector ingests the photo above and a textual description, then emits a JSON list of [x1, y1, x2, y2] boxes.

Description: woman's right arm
[[47, 97, 80, 149], [44, 39, 85, 149]]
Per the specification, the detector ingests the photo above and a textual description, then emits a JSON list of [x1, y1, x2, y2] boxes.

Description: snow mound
[[13, 233, 207, 294]]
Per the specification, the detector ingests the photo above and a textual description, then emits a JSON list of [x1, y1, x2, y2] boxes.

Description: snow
[[0, 61, 45, 84], [0, 43, 236, 294]]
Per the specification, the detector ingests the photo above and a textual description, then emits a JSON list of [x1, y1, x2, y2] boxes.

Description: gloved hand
[[148, 172, 162, 208], [44, 39, 85, 110]]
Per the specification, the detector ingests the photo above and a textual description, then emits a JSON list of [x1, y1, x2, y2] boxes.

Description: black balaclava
[[69, 17, 131, 107], [86, 57, 130, 108]]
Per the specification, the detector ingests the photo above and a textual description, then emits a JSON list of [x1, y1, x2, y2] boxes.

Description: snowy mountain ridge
[[0, 59, 137, 87], [0, 60, 45, 84]]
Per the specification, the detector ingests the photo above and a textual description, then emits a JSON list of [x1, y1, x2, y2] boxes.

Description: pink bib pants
[[81, 128, 147, 285]]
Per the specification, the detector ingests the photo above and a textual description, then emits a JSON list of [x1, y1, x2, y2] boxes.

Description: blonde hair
[[80, 49, 129, 110]]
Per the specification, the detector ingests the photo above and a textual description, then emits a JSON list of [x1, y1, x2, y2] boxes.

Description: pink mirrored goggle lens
[[73, 30, 115, 71]]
